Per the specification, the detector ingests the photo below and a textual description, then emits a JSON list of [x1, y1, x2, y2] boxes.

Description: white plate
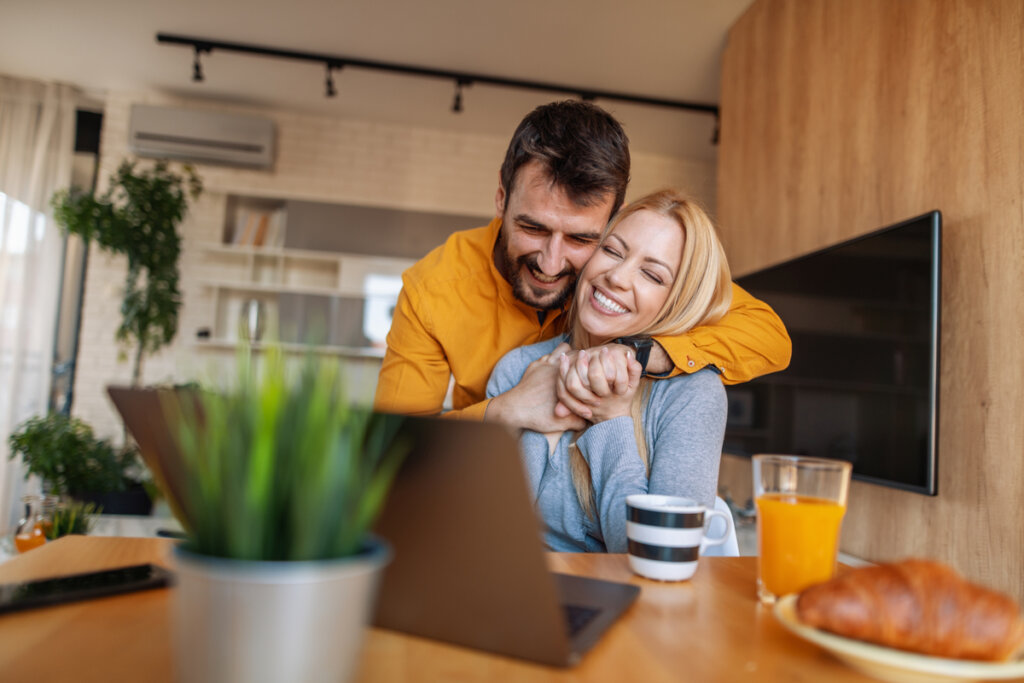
[[774, 594, 1024, 683]]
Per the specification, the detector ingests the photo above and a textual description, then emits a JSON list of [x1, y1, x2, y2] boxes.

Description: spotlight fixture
[[192, 46, 210, 83], [452, 78, 471, 114], [451, 82, 462, 113], [325, 63, 338, 98]]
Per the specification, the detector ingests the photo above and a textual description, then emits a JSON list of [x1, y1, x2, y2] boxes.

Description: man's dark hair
[[499, 100, 630, 212]]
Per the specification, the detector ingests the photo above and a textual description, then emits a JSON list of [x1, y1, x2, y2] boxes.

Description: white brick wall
[[73, 90, 716, 440]]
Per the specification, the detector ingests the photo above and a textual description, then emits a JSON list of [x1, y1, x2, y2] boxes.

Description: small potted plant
[[47, 500, 101, 540], [155, 349, 409, 683], [7, 412, 151, 514]]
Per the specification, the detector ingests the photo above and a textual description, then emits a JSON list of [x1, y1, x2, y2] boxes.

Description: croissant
[[795, 559, 1024, 661]]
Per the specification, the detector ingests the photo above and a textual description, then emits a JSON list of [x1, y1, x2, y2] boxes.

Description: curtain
[[0, 74, 78, 536]]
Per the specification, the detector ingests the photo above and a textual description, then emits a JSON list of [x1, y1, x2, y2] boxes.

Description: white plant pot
[[172, 539, 390, 683]]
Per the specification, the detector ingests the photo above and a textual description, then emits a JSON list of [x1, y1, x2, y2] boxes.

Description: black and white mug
[[625, 494, 733, 581]]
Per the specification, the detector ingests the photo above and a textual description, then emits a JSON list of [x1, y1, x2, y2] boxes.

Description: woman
[[486, 189, 732, 552]]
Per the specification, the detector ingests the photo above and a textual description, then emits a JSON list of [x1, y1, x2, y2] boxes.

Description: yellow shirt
[[374, 218, 791, 418]]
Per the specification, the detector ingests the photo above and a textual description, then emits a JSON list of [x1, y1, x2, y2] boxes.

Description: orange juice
[[756, 493, 846, 598]]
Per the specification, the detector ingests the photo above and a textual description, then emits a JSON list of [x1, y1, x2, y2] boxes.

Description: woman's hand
[[555, 345, 643, 423], [486, 343, 587, 432]]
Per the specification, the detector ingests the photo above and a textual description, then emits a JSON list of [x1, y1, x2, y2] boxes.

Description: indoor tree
[[52, 159, 202, 385]]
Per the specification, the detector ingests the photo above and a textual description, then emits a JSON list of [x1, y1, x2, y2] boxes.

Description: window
[[363, 274, 403, 347]]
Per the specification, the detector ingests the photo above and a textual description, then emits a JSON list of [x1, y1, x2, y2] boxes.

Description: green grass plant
[[47, 501, 100, 540], [165, 348, 409, 562]]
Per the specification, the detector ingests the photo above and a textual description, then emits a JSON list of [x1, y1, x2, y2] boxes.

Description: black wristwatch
[[612, 336, 654, 375]]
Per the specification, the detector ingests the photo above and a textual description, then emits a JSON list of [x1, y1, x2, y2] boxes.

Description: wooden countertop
[[0, 535, 946, 682]]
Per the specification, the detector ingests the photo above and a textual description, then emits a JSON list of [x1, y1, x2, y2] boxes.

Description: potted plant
[[46, 500, 101, 539], [155, 349, 409, 683], [7, 412, 152, 514], [51, 159, 202, 386]]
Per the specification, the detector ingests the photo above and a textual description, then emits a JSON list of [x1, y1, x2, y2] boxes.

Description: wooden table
[[0, 536, 956, 682]]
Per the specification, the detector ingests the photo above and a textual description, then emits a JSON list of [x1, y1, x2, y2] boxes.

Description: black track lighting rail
[[157, 32, 720, 120]]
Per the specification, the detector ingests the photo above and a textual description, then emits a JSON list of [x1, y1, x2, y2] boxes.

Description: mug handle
[[700, 508, 734, 551]]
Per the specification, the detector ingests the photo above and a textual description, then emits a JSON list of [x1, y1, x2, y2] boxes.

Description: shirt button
[[687, 359, 696, 367]]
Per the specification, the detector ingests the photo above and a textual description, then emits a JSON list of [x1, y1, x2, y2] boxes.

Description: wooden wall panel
[[717, 0, 1024, 597]]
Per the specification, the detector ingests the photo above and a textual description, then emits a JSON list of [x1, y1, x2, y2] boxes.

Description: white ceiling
[[0, 0, 753, 160]]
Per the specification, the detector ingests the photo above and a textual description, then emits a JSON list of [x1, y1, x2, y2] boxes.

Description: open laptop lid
[[108, 386, 194, 527], [371, 418, 578, 665]]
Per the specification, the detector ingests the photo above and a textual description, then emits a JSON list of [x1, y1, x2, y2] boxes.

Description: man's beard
[[494, 229, 578, 311]]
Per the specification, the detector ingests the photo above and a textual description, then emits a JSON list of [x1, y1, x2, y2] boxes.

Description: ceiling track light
[[157, 32, 721, 142], [192, 45, 211, 83], [325, 62, 340, 98], [452, 78, 470, 114]]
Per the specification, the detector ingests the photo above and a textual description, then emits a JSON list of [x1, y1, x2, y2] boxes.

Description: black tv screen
[[724, 211, 941, 495]]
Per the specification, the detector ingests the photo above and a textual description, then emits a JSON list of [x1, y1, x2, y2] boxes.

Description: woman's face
[[575, 209, 683, 345]]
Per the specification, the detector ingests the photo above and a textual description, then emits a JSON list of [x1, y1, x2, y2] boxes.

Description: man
[[374, 101, 790, 431]]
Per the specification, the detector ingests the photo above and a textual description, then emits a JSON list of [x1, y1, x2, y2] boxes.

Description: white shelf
[[192, 338, 386, 359], [199, 279, 355, 299], [194, 195, 413, 358], [196, 243, 411, 295], [198, 242, 344, 263], [197, 242, 412, 268]]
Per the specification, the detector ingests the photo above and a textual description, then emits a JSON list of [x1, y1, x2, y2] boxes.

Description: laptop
[[107, 386, 640, 667]]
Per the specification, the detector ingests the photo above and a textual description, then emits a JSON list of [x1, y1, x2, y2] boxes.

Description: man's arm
[[650, 282, 791, 384], [554, 283, 790, 416], [374, 286, 489, 420]]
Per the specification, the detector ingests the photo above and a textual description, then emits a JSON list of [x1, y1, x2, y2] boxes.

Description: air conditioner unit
[[128, 105, 275, 169]]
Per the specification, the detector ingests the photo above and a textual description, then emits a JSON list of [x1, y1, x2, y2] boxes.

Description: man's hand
[[554, 344, 642, 423], [485, 343, 588, 432]]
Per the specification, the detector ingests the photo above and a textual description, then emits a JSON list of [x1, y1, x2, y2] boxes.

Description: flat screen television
[[724, 211, 941, 495]]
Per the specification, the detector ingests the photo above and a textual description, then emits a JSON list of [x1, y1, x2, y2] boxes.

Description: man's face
[[494, 161, 616, 311]]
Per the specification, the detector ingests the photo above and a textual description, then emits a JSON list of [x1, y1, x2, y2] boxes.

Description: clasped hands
[[490, 342, 643, 433], [553, 342, 643, 424]]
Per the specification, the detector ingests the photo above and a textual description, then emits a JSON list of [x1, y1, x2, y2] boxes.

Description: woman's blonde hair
[[566, 189, 733, 518]]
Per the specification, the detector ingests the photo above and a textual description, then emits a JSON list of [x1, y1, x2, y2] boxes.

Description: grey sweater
[[486, 336, 727, 553]]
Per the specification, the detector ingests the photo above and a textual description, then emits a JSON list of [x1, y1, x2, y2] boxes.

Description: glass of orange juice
[[753, 454, 852, 604]]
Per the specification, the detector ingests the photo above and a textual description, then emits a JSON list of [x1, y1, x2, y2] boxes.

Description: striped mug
[[625, 495, 732, 581]]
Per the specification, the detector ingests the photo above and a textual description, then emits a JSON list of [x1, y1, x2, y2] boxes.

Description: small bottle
[[14, 495, 47, 553]]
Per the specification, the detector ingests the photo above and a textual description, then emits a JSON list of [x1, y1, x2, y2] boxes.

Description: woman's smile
[[590, 287, 629, 315], [589, 286, 626, 313]]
